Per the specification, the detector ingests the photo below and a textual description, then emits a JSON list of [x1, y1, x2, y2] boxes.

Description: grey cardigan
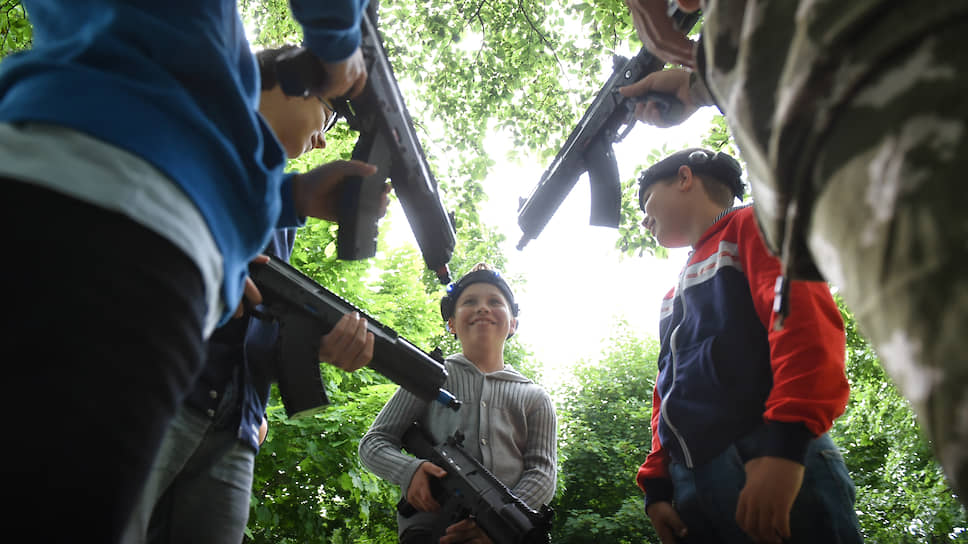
[[358, 354, 557, 535]]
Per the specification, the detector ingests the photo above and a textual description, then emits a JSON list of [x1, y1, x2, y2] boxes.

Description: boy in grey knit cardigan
[[359, 263, 557, 543]]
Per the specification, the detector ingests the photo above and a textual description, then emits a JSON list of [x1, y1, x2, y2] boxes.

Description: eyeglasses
[[316, 96, 339, 132]]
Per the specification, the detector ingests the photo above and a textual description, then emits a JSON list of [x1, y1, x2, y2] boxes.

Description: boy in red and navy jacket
[[636, 148, 862, 544]]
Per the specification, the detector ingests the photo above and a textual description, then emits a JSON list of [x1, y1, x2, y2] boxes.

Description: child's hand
[[439, 518, 492, 544], [318, 312, 373, 372], [406, 461, 448, 512], [291, 160, 383, 222], [736, 456, 805, 543], [319, 47, 367, 99], [646, 501, 688, 543]]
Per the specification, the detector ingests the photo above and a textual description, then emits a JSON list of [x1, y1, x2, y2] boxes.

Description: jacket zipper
[[660, 250, 695, 468]]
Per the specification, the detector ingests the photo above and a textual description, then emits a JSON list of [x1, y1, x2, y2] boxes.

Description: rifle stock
[[248, 256, 461, 419], [397, 420, 554, 544], [276, 8, 456, 284], [516, 47, 680, 250]]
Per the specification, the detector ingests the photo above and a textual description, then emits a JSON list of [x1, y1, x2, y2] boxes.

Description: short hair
[[695, 173, 737, 208], [255, 45, 300, 91], [638, 148, 745, 209], [256, 45, 338, 132]]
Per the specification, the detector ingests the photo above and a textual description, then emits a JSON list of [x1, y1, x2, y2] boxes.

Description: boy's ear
[[507, 316, 518, 339], [677, 165, 695, 191]]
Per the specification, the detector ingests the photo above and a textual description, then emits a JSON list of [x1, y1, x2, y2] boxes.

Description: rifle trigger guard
[[616, 120, 636, 143]]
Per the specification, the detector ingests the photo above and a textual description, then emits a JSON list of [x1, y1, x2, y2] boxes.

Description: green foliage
[[9, 1, 966, 541], [550, 322, 661, 542], [700, 114, 735, 155], [248, 382, 400, 543], [236, 4, 546, 535], [249, 234, 419, 542], [615, 144, 677, 259], [251, 180, 451, 541], [0, 0, 31, 60], [239, 0, 302, 47], [214, 0, 965, 543], [375, 0, 601, 162]]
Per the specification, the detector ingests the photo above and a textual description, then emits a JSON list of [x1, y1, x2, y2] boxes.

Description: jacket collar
[[447, 353, 532, 383], [695, 203, 753, 248]]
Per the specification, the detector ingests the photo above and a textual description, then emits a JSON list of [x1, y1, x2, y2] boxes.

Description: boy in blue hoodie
[[0, 2, 377, 541], [122, 45, 385, 544]]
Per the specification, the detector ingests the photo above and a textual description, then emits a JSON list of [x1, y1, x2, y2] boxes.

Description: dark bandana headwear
[[638, 148, 745, 211]]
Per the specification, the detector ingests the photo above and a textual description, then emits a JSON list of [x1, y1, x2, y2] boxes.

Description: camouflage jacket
[[632, 1, 968, 283]]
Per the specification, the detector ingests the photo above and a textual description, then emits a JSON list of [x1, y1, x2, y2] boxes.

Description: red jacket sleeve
[[740, 212, 849, 460], [636, 372, 674, 505]]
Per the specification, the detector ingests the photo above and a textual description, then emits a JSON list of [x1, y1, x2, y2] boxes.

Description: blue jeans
[[122, 379, 256, 544], [668, 433, 862, 544]]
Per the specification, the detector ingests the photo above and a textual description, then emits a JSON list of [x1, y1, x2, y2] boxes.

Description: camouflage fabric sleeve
[[697, 0, 968, 501], [805, 18, 968, 498]]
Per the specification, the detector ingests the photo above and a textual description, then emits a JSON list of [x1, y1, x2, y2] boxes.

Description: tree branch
[[515, 0, 570, 87]]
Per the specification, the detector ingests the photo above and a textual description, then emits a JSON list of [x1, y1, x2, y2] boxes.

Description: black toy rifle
[[397, 420, 554, 544], [515, 47, 682, 250], [248, 256, 461, 419], [275, 6, 456, 284]]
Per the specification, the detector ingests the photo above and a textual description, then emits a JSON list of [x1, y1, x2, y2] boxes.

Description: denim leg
[[671, 446, 756, 544], [151, 435, 255, 544], [669, 461, 716, 543], [671, 434, 862, 544], [785, 434, 863, 544], [122, 407, 212, 544], [147, 380, 255, 544]]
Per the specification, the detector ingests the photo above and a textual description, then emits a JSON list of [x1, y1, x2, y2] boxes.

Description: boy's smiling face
[[448, 282, 517, 346]]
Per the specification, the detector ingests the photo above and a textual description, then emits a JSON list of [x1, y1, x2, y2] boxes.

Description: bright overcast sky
[[372, 23, 719, 380], [383, 104, 720, 382], [482, 107, 718, 381], [261, 9, 722, 381]]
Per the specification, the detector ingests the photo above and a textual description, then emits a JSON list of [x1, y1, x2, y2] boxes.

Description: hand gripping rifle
[[248, 256, 461, 419], [515, 47, 682, 250], [275, 6, 456, 284], [397, 420, 554, 544]]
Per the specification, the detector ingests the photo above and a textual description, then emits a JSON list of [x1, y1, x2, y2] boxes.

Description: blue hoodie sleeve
[[289, 0, 370, 63], [277, 173, 307, 229]]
